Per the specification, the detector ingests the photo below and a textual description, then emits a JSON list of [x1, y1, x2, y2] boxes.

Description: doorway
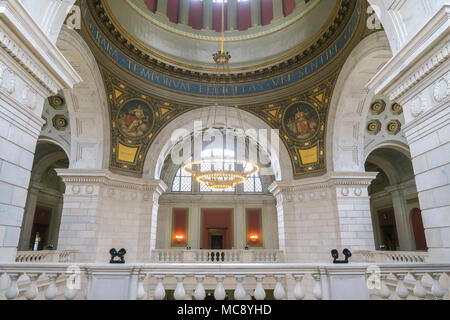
[[201, 209, 233, 249], [208, 228, 226, 249]]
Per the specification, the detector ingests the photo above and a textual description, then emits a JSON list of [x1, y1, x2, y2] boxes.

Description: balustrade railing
[[355, 250, 429, 263], [15, 250, 81, 263], [0, 262, 449, 300], [151, 249, 284, 263]]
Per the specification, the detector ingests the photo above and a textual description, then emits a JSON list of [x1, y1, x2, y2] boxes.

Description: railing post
[[379, 273, 391, 299], [137, 274, 147, 300], [4, 273, 20, 300], [174, 275, 186, 300], [430, 273, 445, 300], [45, 273, 60, 300], [411, 272, 426, 300], [234, 275, 246, 300], [214, 275, 226, 300], [24, 273, 39, 300], [194, 275, 206, 300], [393, 272, 409, 300], [273, 275, 286, 300], [253, 275, 266, 300], [311, 273, 323, 300], [153, 275, 166, 300]]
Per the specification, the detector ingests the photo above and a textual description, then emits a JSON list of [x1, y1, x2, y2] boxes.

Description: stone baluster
[[430, 273, 445, 300], [214, 275, 226, 300], [153, 275, 166, 300], [194, 275, 206, 300], [24, 273, 39, 300], [393, 273, 409, 300], [45, 273, 60, 300], [379, 274, 391, 299], [174, 275, 186, 300], [253, 275, 266, 300], [312, 273, 323, 300], [234, 275, 246, 300], [5, 273, 21, 300], [293, 275, 305, 300], [137, 274, 147, 300], [273, 275, 286, 300], [411, 273, 427, 300]]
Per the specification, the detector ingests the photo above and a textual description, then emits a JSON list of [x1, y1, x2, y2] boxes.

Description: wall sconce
[[249, 234, 260, 242], [175, 234, 185, 242]]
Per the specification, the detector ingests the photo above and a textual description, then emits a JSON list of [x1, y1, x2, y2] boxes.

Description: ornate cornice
[[0, 0, 82, 94], [55, 169, 167, 194], [367, 5, 450, 102], [84, 0, 356, 82]]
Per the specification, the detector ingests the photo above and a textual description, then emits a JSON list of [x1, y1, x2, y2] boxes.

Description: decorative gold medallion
[[387, 120, 401, 135], [391, 103, 403, 115], [367, 120, 381, 135], [370, 100, 386, 115], [48, 95, 65, 110], [52, 115, 69, 131]]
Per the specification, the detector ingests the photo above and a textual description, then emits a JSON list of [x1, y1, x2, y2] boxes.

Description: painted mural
[[118, 100, 153, 138], [284, 103, 319, 141]]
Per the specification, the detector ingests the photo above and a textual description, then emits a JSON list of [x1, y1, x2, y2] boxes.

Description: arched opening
[[365, 146, 423, 251], [18, 141, 69, 251], [152, 121, 279, 253]]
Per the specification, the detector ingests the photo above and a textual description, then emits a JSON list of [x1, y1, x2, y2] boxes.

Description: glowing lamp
[[175, 234, 185, 242], [249, 234, 260, 242]]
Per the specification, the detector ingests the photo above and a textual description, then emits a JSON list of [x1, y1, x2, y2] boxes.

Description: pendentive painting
[[283, 102, 320, 141], [117, 100, 153, 138]]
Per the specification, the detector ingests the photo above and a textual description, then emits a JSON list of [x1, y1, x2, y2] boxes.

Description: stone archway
[[327, 32, 392, 172], [143, 106, 293, 182], [56, 26, 110, 169]]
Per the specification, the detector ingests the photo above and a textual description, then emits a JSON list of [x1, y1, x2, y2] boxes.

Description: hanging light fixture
[[181, 4, 260, 191]]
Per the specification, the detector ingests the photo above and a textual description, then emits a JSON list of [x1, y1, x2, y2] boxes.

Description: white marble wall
[[270, 172, 377, 262], [368, 3, 450, 261], [0, 0, 80, 261], [55, 169, 166, 263]]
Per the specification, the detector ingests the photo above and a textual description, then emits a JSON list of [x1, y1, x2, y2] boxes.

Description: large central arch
[[143, 106, 294, 182]]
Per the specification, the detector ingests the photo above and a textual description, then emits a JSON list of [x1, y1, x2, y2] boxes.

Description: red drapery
[[260, 0, 273, 26], [237, 1, 251, 31], [283, 0, 296, 17], [144, 0, 157, 13], [213, 2, 228, 32], [188, 0, 203, 30], [167, 0, 179, 24]]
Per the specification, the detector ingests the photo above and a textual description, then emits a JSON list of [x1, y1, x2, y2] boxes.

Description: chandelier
[[183, 153, 260, 190], [181, 2, 260, 191]]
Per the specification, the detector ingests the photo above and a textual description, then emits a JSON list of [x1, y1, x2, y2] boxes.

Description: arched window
[[243, 172, 263, 193], [171, 167, 192, 192]]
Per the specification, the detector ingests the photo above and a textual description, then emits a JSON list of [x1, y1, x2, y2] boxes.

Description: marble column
[[368, 4, 450, 261], [156, 0, 168, 16], [272, 0, 284, 20], [203, 0, 213, 30], [227, 0, 238, 31], [179, 0, 190, 25], [386, 186, 415, 251], [250, 0, 261, 26], [0, 0, 80, 261], [18, 187, 40, 250]]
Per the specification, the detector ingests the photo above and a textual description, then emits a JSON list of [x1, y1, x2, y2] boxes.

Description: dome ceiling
[[103, 0, 340, 72]]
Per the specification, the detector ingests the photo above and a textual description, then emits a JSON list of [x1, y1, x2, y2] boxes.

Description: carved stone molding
[[0, 0, 82, 94], [269, 172, 377, 203], [55, 169, 167, 199]]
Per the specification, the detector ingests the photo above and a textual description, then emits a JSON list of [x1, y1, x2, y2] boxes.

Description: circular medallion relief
[[370, 100, 386, 115], [283, 102, 320, 141], [117, 100, 154, 138]]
